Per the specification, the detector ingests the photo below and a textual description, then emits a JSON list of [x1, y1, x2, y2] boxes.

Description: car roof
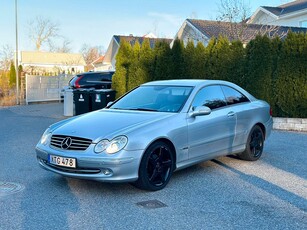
[[77, 71, 115, 76], [142, 79, 257, 101], [142, 79, 230, 87]]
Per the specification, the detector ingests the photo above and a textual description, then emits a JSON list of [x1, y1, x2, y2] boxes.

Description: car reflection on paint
[[36, 80, 273, 191]]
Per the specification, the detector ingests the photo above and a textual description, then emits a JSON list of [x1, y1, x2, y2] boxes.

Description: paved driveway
[[0, 103, 306, 230]]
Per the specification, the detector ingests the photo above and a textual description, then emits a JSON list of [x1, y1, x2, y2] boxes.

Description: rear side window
[[192, 85, 227, 110], [97, 72, 113, 81], [221, 86, 249, 105], [86, 72, 113, 82], [78, 75, 87, 84]]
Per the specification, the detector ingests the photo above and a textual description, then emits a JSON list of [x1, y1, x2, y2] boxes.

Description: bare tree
[[215, 0, 250, 41], [215, 0, 287, 43], [0, 45, 14, 71], [258, 24, 288, 39], [217, 0, 251, 23], [28, 16, 60, 51], [49, 38, 72, 53], [79, 44, 104, 65]]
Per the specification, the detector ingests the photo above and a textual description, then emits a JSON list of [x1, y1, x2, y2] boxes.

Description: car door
[[187, 85, 237, 160], [221, 85, 252, 148]]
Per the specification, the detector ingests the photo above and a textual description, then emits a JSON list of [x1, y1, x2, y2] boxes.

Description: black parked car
[[69, 71, 115, 89]]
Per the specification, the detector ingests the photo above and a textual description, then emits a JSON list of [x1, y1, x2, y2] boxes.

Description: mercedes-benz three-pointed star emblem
[[61, 137, 72, 149]]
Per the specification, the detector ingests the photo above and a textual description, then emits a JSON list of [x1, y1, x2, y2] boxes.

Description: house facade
[[102, 34, 172, 71], [174, 19, 307, 47], [248, 0, 307, 27], [19, 51, 86, 75], [91, 56, 105, 71], [173, 19, 210, 46]]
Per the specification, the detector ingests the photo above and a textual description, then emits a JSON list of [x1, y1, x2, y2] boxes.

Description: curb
[[273, 117, 307, 132]]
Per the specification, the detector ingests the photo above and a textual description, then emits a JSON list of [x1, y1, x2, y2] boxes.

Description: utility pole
[[15, 0, 19, 105]]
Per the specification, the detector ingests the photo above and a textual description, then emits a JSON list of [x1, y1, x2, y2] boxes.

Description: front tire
[[238, 125, 264, 161], [133, 141, 174, 191]]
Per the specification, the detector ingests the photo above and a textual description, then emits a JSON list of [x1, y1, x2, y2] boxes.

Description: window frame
[[220, 85, 250, 106], [189, 84, 228, 111], [189, 84, 251, 112]]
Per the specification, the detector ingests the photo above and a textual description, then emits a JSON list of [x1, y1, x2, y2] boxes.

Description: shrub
[[274, 32, 307, 117], [112, 33, 307, 117]]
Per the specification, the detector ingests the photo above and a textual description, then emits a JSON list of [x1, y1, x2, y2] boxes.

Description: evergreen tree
[[183, 40, 195, 78], [9, 62, 16, 87], [170, 39, 185, 79], [192, 42, 208, 79], [205, 37, 217, 79], [112, 39, 133, 98], [139, 39, 154, 83], [275, 32, 307, 117], [152, 41, 172, 81], [244, 35, 273, 105], [228, 40, 245, 86], [18, 65, 23, 88], [128, 40, 140, 90], [270, 37, 282, 116], [111, 33, 306, 117], [209, 36, 231, 80]]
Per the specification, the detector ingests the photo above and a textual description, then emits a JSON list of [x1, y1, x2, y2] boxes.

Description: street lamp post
[[15, 0, 19, 105]]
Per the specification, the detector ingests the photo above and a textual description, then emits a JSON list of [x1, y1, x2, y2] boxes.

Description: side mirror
[[190, 106, 211, 117], [106, 101, 114, 107]]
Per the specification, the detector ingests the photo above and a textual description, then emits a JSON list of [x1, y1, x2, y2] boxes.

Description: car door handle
[[227, 111, 235, 117]]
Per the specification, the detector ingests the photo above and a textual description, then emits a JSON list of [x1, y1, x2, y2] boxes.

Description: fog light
[[102, 169, 112, 175]]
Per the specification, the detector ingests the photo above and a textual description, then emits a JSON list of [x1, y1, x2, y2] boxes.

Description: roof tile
[[262, 0, 307, 16], [187, 19, 307, 43]]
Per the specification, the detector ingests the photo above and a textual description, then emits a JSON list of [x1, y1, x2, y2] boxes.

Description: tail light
[[75, 75, 83, 88], [270, 107, 273, 116]]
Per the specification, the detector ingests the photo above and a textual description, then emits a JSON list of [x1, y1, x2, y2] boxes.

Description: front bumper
[[36, 145, 143, 182]]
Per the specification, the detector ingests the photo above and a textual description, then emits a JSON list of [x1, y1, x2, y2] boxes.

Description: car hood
[[52, 109, 175, 142]]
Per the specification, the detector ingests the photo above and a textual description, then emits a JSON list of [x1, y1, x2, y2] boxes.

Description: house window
[[300, 21, 307, 28]]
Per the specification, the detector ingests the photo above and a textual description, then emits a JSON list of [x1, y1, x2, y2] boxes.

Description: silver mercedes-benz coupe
[[36, 80, 273, 191]]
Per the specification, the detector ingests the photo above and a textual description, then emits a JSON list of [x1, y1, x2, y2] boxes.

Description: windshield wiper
[[127, 108, 158, 112]]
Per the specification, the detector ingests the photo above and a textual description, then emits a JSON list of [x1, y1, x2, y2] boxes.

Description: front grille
[[50, 135, 92, 151]]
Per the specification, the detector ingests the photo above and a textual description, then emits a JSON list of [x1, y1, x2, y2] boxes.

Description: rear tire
[[238, 125, 264, 161], [133, 141, 174, 191]]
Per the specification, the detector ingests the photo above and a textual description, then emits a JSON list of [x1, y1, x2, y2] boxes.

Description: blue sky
[[0, 0, 291, 53]]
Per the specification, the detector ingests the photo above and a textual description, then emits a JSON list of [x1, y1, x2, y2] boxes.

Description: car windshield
[[110, 85, 193, 113]]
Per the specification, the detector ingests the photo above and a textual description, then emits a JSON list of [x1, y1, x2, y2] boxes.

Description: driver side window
[[192, 85, 227, 110]]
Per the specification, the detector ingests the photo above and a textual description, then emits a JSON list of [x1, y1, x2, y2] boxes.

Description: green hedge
[[112, 32, 307, 118]]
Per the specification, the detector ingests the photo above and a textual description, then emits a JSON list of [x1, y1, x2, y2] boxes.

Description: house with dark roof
[[248, 0, 307, 27], [174, 19, 307, 46], [102, 34, 172, 70]]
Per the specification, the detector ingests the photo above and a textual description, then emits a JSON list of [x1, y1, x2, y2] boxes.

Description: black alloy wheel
[[238, 125, 264, 161], [133, 141, 174, 191], [249, 128, 264, 158]]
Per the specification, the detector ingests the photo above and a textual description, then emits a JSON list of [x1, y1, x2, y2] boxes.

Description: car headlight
[[40, 129, 52, 145], [94, 136, 128, 154], [94, 139, 109, 153]]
